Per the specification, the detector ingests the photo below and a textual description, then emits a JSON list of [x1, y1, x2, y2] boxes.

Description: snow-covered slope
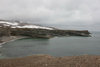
[[0, 20, 54, 30]]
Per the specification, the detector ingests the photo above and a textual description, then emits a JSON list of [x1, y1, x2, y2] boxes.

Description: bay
[[0, 31, 100, 58]]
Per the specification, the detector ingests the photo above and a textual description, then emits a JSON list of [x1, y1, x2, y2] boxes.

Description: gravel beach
[[0, 54, 100, 67]]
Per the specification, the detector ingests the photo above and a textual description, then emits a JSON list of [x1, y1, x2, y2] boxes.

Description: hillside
[[0, 20, 91, 40], [0, 20, 54, 30]]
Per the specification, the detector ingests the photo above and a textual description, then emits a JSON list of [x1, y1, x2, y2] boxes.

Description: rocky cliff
[[0, 26, 91, 39], [0, 20, 91, 39]]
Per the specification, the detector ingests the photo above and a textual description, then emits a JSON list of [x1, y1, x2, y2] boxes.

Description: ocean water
[[0, 31, 100, 58]]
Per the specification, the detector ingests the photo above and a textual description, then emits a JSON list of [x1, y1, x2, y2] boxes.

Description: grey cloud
[[0, 0, 100, 31]]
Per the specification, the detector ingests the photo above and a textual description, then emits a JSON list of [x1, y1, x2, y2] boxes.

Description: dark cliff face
[[0, 27, 11, 37], [0, 26, 91, 39]]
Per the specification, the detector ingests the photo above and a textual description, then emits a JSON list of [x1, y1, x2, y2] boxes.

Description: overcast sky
[[0, 0, 100, 31]]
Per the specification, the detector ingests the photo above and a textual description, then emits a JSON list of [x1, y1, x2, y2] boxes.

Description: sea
[[0, 31, 100, 59], [0, 25, 100, 59]]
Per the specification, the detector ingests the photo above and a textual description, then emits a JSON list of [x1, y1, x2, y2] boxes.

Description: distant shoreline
[[0, 36, 29, 46]]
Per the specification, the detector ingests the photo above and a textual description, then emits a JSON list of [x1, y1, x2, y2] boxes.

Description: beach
[[0, 36, 28, 46], [0, 54, 100, 67]]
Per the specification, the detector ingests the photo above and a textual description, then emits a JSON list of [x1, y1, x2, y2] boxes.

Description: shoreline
[[0, 36, 29, 46], [0, 36, 29, 59]]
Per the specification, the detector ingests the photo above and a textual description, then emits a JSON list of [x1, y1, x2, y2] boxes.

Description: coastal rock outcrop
[[0, 27, 91, 39], [0, 20, 91, 38]]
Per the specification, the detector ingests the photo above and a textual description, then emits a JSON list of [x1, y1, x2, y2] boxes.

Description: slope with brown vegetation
[[0, 55, 100, 67]]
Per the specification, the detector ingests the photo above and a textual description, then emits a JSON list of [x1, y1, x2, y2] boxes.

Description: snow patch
[[0, 21, 54, 30]]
